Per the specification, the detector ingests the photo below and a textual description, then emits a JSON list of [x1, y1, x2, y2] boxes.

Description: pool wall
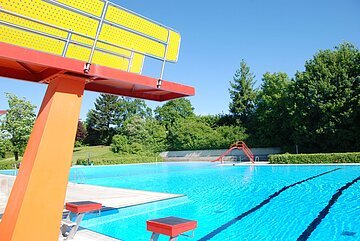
[[160, 147, 282, 161]]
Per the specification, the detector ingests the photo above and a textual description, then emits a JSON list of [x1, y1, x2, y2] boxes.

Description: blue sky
[[0, 0, 359, 119]]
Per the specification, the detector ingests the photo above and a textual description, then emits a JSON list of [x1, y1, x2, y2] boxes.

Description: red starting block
[[147, 216, 198, 241], [61, 201, 102, 240], [65, 201, 102, 214]]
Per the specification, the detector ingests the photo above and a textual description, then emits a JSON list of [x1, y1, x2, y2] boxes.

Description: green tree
[[155, 98, 195, 129], [289, 43, 360, 152], [144, 118, 167, 152], [120, 116, 166, 153], [114, 97, 152, 128], [85, 94, 152, 146], [252, 72, 292, 147], [215, 125, 248, 148], [85, 94, 119, 145], [111, 134, 129, 154], [168, 118, 222, 150], [229, 60, 257, 124], [1, 93, 36, 161], [0, 132, 11, 159], [75, 120, 87, 143]]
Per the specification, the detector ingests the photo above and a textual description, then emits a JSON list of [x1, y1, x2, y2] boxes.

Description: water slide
[[212, 141, 254, 164]]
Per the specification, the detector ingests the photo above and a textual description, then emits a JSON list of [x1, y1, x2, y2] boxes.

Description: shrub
[[111, 135, 129, 154], [269, 152, 360, 164], [0, 159, 19, 170]]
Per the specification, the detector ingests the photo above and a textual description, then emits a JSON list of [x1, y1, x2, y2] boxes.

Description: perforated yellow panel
[[104, 4, 181, 62], [167, 31, 181, 62], [106, 5, 168, 42], [0, 0, 180, 73], [0, 0, 98, 37], [66, 44, 130, 71], [130, 54, 145, 73], [0, 25, 65, 55], [99, 23, 166, 60], [0, 12, 68, 38], [56, 0, 104, 17]]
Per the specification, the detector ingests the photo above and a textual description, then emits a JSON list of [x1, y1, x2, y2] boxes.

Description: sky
[[0, 0, 359, 119]]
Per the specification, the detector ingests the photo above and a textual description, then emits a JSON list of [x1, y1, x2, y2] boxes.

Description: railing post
[[158, 29, 171, 88], [62, 30, 73, 57], [84, 1, 109, 73]]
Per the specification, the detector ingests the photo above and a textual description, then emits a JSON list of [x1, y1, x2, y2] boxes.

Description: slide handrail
[[212, 141, 255, 164]]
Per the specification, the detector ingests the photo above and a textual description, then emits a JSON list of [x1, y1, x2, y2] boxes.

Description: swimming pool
[[66, 162, 360, 241]]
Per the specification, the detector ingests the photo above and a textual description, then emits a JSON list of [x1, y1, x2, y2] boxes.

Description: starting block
[[147, 216, 198, 241], [60, 201, 102, 240]]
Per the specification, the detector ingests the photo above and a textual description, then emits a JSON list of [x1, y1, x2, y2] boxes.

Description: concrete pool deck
[[0, 174, 182, 241]]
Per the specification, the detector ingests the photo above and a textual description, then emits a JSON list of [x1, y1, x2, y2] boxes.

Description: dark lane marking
[[297, 175, 360, 241], [198, 168, 341, 241]]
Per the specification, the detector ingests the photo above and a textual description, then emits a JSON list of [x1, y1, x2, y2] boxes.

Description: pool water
[[70, 163, 359, 240]]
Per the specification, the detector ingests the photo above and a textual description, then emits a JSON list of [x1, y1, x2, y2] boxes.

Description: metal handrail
[[0, 0, 175, 78]]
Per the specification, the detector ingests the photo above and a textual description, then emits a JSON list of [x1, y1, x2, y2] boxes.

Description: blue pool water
[[66, 163, 360, 241], [2, 163, 359, 240]]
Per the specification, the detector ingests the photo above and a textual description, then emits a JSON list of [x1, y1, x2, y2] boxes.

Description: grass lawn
[[72, 146, 113, 163], [1, 145, 161, 169]]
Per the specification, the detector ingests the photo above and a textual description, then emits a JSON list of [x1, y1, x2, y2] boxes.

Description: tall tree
[[85, 94, 119, 145], [75, 120, 87, 143], [1, 93, 36, 161], [155, 98, 195, 129], [86, 95, 152, 146], [289, 43, 360, 152], [252, 72, 292, 147], [114, 97, 152, 128], [229, 60, 257, 124]]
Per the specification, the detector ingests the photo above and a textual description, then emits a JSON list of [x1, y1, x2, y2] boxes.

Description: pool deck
[[61, 229, 121, 241], [0, 174, 181, 241]]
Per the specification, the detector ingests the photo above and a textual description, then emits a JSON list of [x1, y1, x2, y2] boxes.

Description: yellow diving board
[[0, 0, 181, 74]]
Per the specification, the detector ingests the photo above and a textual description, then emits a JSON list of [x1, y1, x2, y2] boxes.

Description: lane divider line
[[198, 168, 342, 241]]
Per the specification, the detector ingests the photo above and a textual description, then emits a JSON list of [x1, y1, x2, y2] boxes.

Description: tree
[[111, 134, 129, 154], [289, 43, 360, 152], [1, 93, 36, 161], [143, 118, 167, 153], [75, 120, 87, 146], [215, 125, 248, 149], [86, 95, 152, 146], [252, 72, 292, 147], [85, 94, 119, 145], [155, 98, 195, 129], [229, 60, 257, 124], [0, 132, 11, 159], [167, 118, 222, 151], [114, 97, 152, 128], [120, 116, 166, 153]]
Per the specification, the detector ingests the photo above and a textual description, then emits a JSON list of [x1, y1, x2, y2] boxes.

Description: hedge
[[0, 159, 19, 170], [75, 155, 164, 166], [269, 152, 360, 164]]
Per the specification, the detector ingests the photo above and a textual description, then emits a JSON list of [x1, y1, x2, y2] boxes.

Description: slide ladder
[[212, 141, 254, 164]]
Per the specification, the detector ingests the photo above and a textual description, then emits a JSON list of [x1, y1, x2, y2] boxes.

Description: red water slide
[[212, 141, 254, 164]]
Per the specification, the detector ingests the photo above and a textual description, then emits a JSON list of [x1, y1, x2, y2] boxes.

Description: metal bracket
[[157, 79, 162, 89], [84, 63, 91, 73]]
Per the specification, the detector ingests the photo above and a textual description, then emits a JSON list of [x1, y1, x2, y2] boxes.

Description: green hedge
[[0, 159, 19, 170], [75, 155, 163, 166], [269, 152, 360, 164]]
